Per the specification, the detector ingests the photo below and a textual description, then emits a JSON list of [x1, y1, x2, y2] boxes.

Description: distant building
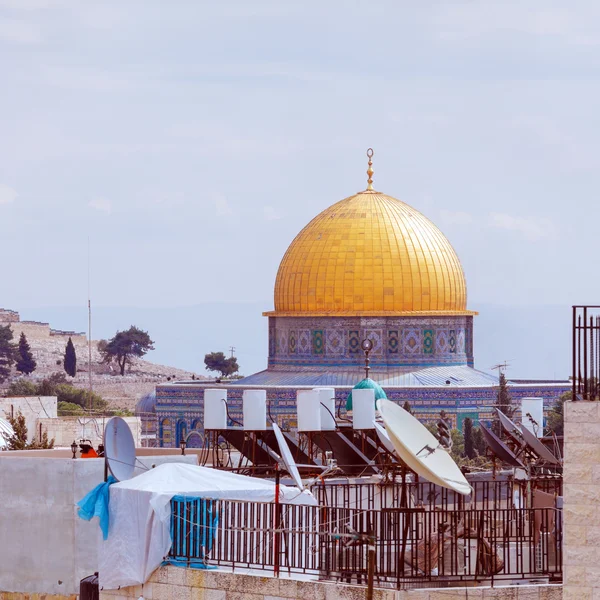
[[155, 152, 568, 446]]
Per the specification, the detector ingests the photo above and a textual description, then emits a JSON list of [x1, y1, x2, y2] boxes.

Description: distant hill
[[20, 302, 572, 382]]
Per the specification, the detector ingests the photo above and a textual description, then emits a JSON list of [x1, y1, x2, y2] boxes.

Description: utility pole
[[229, 346, 236, 358]]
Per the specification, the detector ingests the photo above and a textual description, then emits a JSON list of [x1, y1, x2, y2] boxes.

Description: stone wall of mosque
[[154, 382, 569, 448], [267, 315, 474, 369]]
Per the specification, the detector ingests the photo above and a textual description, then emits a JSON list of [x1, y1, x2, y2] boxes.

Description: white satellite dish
[[374, 421, 396, 455], [104, 417, 136, 482], [377, 400, 471, 496], [0, 417, 15, 450], [272, 423, 304, 490]]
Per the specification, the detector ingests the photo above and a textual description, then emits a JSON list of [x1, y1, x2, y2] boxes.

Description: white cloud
[[0, 18, 41, 44], [488, 212, 557, 241], [88, 198, 112, 215], [0, 184, 17, 205], [439, 209, 474, 226], [263, 205, 282, 221], [214, 195, 233, 217]]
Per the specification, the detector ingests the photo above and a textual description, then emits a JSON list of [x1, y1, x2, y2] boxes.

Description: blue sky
[[0, 1, 598, 376]]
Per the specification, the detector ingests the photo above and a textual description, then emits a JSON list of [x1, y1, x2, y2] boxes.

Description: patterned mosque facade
[[155, 151, 568, 447]]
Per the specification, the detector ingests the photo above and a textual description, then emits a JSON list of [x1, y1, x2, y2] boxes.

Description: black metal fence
[[312, 478, 562, 512], [573, 305, 600, 401], [169, 496, 562, 589]]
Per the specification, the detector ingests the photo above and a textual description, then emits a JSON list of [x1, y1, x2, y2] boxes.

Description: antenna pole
[[88, 238, 93, 414], [273, 463, 281, 578]]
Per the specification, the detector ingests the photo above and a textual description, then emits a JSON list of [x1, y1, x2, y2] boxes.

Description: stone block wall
[[38, 415, 141, 448], [0, 396, 57, 442], [101, 566, 561, 600], [563, 400, 600, 600]]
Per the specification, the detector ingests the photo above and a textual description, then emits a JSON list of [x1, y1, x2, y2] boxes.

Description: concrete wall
[[563, 401, 600, 600], [0, 396, 57, 442], [102, 566, 562, 600], [38, 415, 142, 448], [0, 453, 198, 596]]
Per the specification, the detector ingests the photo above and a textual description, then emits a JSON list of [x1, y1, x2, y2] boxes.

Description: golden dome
[[266, 188, 473, 317]]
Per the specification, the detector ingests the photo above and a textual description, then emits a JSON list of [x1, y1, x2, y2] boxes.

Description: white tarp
[[99, 462, 316, 589]]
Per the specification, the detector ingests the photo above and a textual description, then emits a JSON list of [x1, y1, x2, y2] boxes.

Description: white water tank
[[297, 389, 322, 431], [243, 390, 267, 430], [352, 388, 376, 430], [314, 387, 336, 430], [204, 389, 228, 429], [521, 397, 544, 438]]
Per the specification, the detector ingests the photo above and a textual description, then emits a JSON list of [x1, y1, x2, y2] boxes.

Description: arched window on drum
[[187, 419, 203, 448], [159, 418, 172, 448], [176, 420, 187, 447]]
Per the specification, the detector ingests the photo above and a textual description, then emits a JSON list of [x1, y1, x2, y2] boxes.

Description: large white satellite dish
[[374, 421, 396, 455], [104, 417, 136, 482], [0, 417, 15, 450], [272, 422, 304, 490], [377, 400, 471, 496]]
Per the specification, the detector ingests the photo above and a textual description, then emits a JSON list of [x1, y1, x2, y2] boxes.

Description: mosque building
[[155, 150, 568, 447]]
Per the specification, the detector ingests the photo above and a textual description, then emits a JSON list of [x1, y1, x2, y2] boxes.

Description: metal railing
[[313, 478, 562, 512], [169, 497, 562, 589], [573, 305, 600, 400]]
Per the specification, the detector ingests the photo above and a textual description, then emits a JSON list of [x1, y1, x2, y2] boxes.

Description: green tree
[[204, 351, 239, 378], [493, 372, 514, 435], [36, 372, 68, 396], [15, 332, 36, 375], [57, 401, 87, 416], [547, 391, 569, 437], [5, 410, 54, 450], [0, 325, 16, 383], [5, 378, 38, 397], [463, 417, 476, 459], [64, 337, 77, 377], [55, 384, 107, 411], [472, 426, 487, 457], [101, 326, 155, 375]]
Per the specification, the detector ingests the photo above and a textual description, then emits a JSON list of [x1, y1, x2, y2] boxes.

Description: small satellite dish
[[104, 417, 136, 482], [272, 422, 303, 490], [374, 421, 396, 455], [377, 400, 471, 496], [517, 423, 560, 465], [480, 424, 524, 468]]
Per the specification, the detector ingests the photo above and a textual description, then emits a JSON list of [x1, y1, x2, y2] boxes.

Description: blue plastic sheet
[[168, 496, 219, 569], [77, 475, 117, 540]]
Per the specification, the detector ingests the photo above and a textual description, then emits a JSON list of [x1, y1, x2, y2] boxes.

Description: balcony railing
[[169, 495, 562, 589], [573, 305, 600, 400]]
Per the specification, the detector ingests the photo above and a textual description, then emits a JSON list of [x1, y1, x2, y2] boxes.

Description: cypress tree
[[0, 325, 16, 383], [493, 372, 514, 435], [463, 417, 475, 459], [64, 337, 77, 377], [15, 332, 36, 375]]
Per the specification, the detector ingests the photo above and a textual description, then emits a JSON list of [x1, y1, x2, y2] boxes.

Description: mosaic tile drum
[[155, 150, 569, 447]]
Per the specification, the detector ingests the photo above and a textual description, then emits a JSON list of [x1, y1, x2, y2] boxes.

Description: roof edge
[[263, 310, 478, 317]]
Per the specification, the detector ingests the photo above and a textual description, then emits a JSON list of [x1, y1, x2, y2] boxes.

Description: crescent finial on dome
[[366, 148, 374, 191]]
